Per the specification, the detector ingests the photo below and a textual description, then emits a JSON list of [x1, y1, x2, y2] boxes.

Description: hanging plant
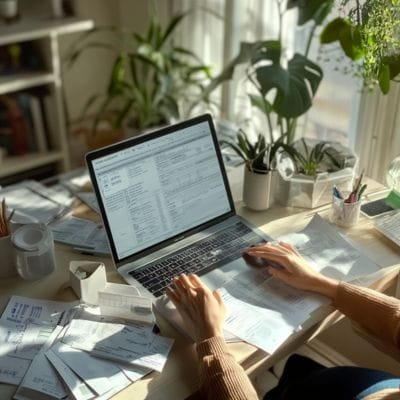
[[321, 0, 400, 94]]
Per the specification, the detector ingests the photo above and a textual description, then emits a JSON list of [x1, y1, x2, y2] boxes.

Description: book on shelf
[[0, 94, 29, 155], [0, 91, 53, 158], [28, 94, 48, 153]]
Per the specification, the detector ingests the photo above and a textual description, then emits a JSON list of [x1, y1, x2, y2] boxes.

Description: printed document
[[220, 288, 295, 354], [50, 216, 110, 254], [62, 318, 174, 372], [0, 296, 77, 385]]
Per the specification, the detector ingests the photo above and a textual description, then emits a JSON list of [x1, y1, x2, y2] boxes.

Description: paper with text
[[220, 288, 295, 354], [62, 318, 173, 372]]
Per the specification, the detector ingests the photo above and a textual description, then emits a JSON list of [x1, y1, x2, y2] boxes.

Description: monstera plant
[[205, 0, 333, 144]]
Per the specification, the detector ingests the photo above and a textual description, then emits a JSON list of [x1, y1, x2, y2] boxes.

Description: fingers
[[278, 241, 301, 256], [213, 288, 223, 305]]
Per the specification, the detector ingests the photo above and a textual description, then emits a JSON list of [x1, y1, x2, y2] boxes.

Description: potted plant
[[320, 0, 400, 94], [66, 7, 214, 142], [222, 130, 284, 210], [276, 138, 358, 208]]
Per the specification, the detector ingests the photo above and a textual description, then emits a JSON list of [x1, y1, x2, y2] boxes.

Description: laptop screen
[[87, 115, 235, 263]]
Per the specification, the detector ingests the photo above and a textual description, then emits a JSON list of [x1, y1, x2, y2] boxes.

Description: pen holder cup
[[330, 193, 361, 228]]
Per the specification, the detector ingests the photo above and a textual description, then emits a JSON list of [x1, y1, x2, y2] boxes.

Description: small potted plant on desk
[[223, 130, 284, 211], [276, 138, 358, 208]]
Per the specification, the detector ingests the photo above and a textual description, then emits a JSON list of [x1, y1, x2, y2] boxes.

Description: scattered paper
[[0, 180, 69, 224], [46, 349, 95, 400], [50, 216, 110, 254], [62, 318, 173, 372], [49, 342, 121, 396], [14, 352, 69, 400], [76, 192, 100, 213], [220, 288, 295, 354]]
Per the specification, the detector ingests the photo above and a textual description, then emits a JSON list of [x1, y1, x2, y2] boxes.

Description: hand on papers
[[166, 274, 226, 343], [243, 242, 339, 299]]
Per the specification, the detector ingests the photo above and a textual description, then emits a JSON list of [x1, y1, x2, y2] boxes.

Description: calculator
[[361, 198, 395, 218]]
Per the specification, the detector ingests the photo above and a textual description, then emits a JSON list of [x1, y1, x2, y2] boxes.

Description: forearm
[[196, 336, 259, 400], [333, 281, 400, 349]]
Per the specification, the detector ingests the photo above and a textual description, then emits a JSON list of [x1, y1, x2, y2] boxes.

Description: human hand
[[242, 242, 338, 298], [166, 274, 226, 343]]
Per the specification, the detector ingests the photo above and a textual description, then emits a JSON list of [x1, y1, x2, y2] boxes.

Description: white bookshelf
[[0, 150, 63, 178], [0, 17, 94, 183]]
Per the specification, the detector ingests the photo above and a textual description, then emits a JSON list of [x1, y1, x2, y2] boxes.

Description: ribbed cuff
[[196, 336, 228, 359]]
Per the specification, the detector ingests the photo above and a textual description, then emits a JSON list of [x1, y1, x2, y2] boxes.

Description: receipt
[[63, 318, 173, 372]]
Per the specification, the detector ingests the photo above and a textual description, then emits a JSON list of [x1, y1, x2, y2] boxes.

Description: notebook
[[86, 114, 271, 298]]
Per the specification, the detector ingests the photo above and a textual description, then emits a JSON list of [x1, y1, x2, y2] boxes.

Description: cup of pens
[[0, 198, 17, 277], [331, 173, 367, 228]]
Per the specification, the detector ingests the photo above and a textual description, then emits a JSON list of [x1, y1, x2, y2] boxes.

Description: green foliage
[[221, 130, 286, 174], [282, 139, 344, 176], [209, 1, 332, 145], [320, 1, 400, 94], [66, 10, 213, 133]]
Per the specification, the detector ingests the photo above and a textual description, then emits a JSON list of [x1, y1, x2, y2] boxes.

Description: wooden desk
[[1, 169, 399, 400]]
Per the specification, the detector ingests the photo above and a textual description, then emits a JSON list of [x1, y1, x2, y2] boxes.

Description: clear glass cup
[[330, 193, 361, 228]]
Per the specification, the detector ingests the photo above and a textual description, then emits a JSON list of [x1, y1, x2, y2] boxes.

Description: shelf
[[0, 71, 55, 95], [0, 151, 63, 177], [0, 17, 94, 46]]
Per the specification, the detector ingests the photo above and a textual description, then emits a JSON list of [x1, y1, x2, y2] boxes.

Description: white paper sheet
[[0, 181, 69, 224], [62, 318, 173, 372], [49, 342, 121, 396], [46, 350, 95, 400], [0, 356, 30, 385], [220, 288, 295, 354], [279, 215, 380, 281], [0, 296, 77, 363], [76, 192, 100, 213], [50, 216, 110, 254], [15, 352, 69, 400]]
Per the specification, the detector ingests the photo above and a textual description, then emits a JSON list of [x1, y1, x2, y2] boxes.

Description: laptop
[[86, 114, 271, 299]]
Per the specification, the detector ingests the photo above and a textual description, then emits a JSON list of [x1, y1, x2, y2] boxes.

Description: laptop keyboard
[[129, 221, 265, 297]]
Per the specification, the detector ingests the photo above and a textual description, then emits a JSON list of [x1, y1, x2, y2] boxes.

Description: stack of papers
[[0, 296, 174, 400]]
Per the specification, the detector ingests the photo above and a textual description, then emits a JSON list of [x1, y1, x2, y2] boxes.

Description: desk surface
[[1, 168, 399, 400]]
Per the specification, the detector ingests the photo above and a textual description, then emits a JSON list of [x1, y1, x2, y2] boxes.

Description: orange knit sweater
[[191, 282, 400, 400]]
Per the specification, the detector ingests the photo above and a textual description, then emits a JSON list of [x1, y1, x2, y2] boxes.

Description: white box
[[69, 261, 107, 305]]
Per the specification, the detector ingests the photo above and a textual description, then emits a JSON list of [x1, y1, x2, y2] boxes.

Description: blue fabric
[[264, 354, 400, 400]]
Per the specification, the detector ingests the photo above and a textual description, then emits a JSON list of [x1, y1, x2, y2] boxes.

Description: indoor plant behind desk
[[222, 129, 284, 211]]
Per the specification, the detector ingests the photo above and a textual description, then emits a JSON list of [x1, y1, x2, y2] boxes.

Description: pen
[[333, 186, 343, 199]]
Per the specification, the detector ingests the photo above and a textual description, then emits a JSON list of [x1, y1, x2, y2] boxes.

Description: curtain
[[355, 84, 400, 184]]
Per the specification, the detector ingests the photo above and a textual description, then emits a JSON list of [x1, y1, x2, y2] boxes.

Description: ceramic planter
[[275, 139, 358, 209], [276, 168, 354, 209], [243, 167, 276, 211]]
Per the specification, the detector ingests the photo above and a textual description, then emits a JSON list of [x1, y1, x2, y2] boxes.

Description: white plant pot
[[0, 235, 17, 277], [242, 167, 275, 211]]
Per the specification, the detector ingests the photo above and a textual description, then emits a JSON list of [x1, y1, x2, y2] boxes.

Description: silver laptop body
[[86, 114, 271, 299]]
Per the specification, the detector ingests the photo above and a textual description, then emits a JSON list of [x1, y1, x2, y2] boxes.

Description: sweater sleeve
[[333, 281, 400, 350], [195, 336, 259, 400]]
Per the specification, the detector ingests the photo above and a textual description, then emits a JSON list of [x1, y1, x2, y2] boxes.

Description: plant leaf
[[287, 0, 334, 26], [320, 17, 349, 43], [255, 53, 323, 118], [378, 64, 390, 95]]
